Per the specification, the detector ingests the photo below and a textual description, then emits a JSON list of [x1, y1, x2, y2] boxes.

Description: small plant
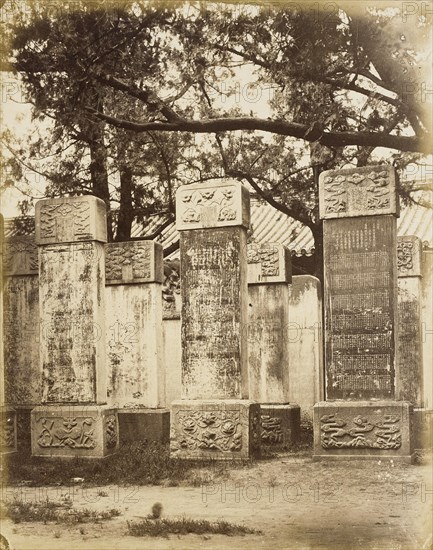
[[0, 497, 121, 525], [97, 490, 109, 497], [53, 530, 61, 538], [127, 516, 261, 538], [151, 502, 163, 519]]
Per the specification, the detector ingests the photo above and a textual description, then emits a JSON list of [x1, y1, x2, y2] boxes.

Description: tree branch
[[86, 109, 431, 153]]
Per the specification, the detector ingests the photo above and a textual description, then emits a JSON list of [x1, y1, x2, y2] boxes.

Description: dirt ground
[[1, 455, 432, 550]]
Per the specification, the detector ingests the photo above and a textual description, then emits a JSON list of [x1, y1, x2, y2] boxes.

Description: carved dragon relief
[[247, 246, 280, 276], [397, 240, 414, 273], [180, 187, 237, 224], [40, 201, 91, 240], [105, 242, 152, 281], [323, 169, 392, 215], [320, 414, 401, 449]]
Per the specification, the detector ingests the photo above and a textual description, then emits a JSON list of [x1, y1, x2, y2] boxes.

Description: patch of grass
[[127, 516, 261, 538], [0, 497, 120, 525], [4, 441, 253, 487]]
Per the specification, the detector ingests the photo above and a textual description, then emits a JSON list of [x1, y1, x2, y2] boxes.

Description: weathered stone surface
[[1, 406, 17, 454], [31, 406, 118, 458], [3, 235, 38, 276], [248, 283, 290, 403], [397, 277, 423, 406], [4, 275, 41, 405], [421, 249, 432, 410], [35, 196, 107, 245], [319, 165, 398, 219], [105, 241, 163, 285], [176, 179, 250, 230], [39, 241, 106, 403], [247, 242, 291, 284], [163, 317, 181, 407], [323, 215, 398, 400], [106, 283, 164, 409], [180, 228, 248, 399], [313, 401, 413, 462], [0, 214, 5, 406], [170, 400, 260, 460], [117, 409, 170, 445], [261, 404, 300, 449], [287, 276, 324, 421], [397, 236, 422, 277]]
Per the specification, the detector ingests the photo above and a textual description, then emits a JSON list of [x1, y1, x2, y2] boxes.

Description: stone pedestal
[[313, 401, 413, 462], [31, 196, 118, 458], [31, 405, 118, 458], [118, 409, 170, 445], [261, 404, 300, 450], [171, 400, 260, 460], [171, 180, 259, 459], [247, 242, 300, 449], [314, 165, 411, 460]]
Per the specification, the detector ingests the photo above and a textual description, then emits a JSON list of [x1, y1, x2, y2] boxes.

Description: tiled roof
[[4, 192, 432, 257]]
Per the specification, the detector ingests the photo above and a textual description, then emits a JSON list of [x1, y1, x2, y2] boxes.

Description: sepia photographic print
[[0, 0, 432, 549]]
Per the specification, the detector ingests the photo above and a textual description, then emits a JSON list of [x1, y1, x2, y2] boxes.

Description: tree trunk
[[116, 165, 134, 241]]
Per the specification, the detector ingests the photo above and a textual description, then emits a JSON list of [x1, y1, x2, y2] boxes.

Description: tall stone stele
[[31, 196, 118, 458], [170, 179, 261, 459], [105, 240, 169, 443], [314, 165, 413, 462], [0, 214, 17, 455], [247, 242, 300, 449]]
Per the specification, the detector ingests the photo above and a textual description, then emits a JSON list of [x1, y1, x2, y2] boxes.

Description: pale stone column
[[0, 214, 17, 454], [287, 275, 324, 422], [170, 179, 260, 459], [397, 236, 423, 405], [31, 196, 118, 458], [314, 165, 413, 462], [3, 235, 40, 451], [247, 242, 300, 449], [105, 240, 169, 443]]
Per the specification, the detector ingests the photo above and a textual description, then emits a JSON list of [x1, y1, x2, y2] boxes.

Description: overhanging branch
[[86, 108, 431, 154]]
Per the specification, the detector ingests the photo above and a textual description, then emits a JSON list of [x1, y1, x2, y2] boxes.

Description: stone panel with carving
[[36, 196, 107, 244], [320, 413, 401, 449], [319, 165, 398, 219], [397, 236, 422, 277], [247, 242, 291, 284], [170, 401, 260, 459], [260, 405, 300, 449], [176, 180, 250, 230], [313, 402, 413, 460], [3, 236, 38, 276], [105, 241, 163, 284], [31, 406, 118, 458]]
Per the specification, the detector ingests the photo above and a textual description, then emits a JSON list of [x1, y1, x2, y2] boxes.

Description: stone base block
[[261, 404, 300, 450], [1, 406, 17, 454], [413, 409, 433, 450], [14, 406, 33, 452], [31, 405, 119, 458], [170, 400, 261, 460], [313, 401, 413, 462], [117, 409, 170, 445]]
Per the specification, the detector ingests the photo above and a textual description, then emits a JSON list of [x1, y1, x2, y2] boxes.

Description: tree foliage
[[3, 0, 431, 268]]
